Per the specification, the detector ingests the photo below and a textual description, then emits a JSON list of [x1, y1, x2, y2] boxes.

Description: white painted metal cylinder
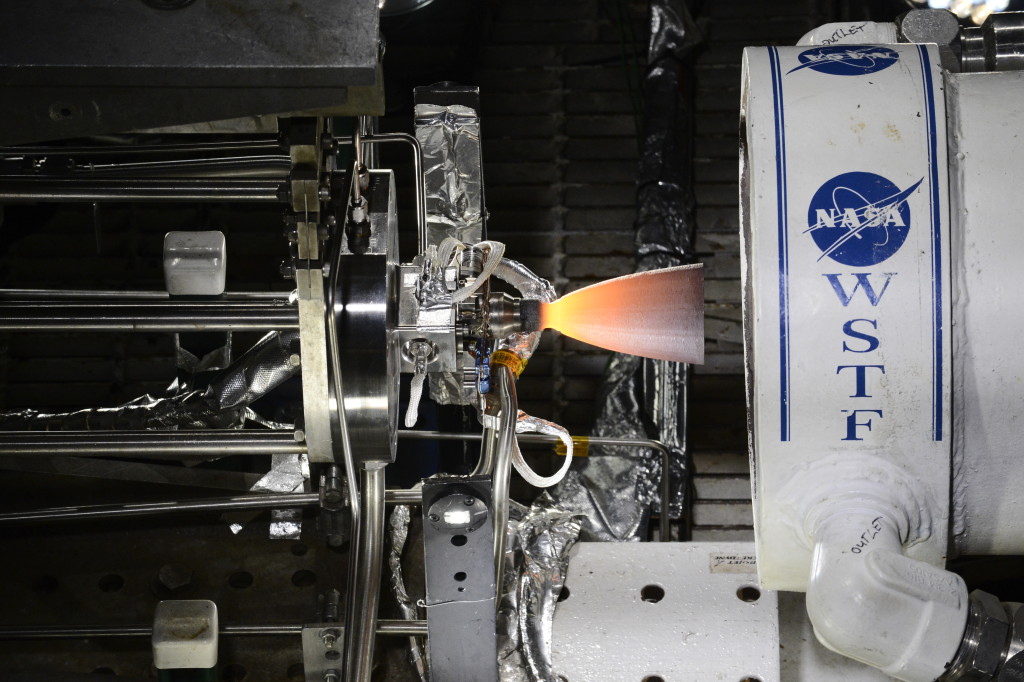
[[947, 69, 1024, 555], [741, 43, 951, 591]]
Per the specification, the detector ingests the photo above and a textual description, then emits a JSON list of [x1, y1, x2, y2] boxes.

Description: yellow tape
[[490, 349, 527, 378], [554, 436, 589, 458]]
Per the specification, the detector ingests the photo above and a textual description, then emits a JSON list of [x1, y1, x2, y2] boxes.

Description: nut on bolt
[[942, 590, 1014, 680]]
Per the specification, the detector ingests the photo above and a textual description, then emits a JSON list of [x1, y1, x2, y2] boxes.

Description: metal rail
[[0, 430, 304, 457], [0, 300, 298, 331], [0, 177, 284, 203], [0, 620, 427, 640], [490, 366, 517, 586]]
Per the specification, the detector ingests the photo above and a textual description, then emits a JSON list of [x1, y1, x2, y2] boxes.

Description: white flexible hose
[[404, 371, 426, 428], [511, 411, 574, 488], [451, 240, 505, 303]]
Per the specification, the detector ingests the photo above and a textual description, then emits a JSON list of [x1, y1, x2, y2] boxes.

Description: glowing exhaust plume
[[538, 264, 704, 364]]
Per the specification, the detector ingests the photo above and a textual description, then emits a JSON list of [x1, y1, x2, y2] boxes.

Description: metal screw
[[464, 497, 475, 506], [323, 671, 339, 682], [428, 513, 440, 522]]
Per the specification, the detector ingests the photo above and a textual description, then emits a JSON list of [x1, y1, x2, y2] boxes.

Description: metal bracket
[[421, 476, 498, 682], [301, 623, 346, 682]]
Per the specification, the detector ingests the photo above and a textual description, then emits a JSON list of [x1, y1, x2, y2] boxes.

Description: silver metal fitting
[[961, 12, 1024, 73], [941, 590, 1016, 681], [487, 291, 522, 339]]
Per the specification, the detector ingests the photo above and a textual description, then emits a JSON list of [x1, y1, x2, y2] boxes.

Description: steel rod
[[0, 620, 426, 640], [0, 300, 298, 331], [0, 288, 290, 300], [0, 140, 282, 158], [346, 465, 386, 682], [0, 177, 283, 203], [0, 488, 423, 526], [0, 430, 304, 457]]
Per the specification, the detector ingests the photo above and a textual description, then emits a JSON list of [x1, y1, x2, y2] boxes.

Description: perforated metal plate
[[551, 542, 779, 682]]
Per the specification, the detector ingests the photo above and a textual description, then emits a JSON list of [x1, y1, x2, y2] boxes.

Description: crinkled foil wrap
[[226, 452, 310, 538], [547, 0, 699, 541], [416, 102, 486, 407], [498, 498, 583, 682], [0, 331, 300, 431], [387, 505, 429, 682], [414, 103, 485, 248]]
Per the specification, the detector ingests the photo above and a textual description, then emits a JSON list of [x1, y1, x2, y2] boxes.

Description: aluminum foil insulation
[[497, 498, 583, 682], [414, 103, 485, 248], [226, 452, 310, 539], [0, 331, 301, 431], [387, 504, 429, 682], [548, 0, 700, 541]]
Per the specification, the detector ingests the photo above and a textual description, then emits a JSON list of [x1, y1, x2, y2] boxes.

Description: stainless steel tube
[[0, 488, 423, 526], [490, 366, 517, 588], [0, 140, 282, 157], [346, 465, 387, 682], [0, 289, 289, 300], [400, 429, 675, 541], [0, 620, 426, 639], [0, 177, 283, 203], [0, 430, 304, 457], [70, 155, 290, 178], [0, 300, 298, 331], [336, 133, 427, 253]]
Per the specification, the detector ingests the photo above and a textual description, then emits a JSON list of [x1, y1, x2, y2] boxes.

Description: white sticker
[[710, 553, 758, 574]]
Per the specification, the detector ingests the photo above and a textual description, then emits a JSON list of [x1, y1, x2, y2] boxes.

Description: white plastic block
[[152, 599, 219, 670], [163, 231, 226, 296]]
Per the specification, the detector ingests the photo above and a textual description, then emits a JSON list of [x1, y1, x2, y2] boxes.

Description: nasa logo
[[789, 46, 899, 76], [805, 171, 923, 267]]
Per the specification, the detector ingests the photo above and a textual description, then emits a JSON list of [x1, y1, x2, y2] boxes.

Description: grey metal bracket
[[421, 475, 498, 682], [301, 623, 345, 682]]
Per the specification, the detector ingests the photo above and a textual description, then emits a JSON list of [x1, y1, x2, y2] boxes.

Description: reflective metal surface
[[334, 171, 400, 465], [0, 430, 303, 457], [345, 465, 387, 682], [0, 177, 284, 203], [0, 300, 298, 331]]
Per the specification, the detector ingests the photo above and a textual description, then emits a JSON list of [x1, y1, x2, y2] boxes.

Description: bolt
[[464, 497, 475, 506], [320, 628, 338, 648], [428, 513, 440, 522], [323, 671, 339, 682]]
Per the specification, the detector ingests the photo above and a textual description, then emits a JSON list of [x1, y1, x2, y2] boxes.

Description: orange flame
[[539, 264, 704, 364]]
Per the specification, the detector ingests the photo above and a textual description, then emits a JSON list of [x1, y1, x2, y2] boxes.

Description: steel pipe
[[0, 300, 298, 331], [0, 620, 426, 640], [0, 288, 289, 300], [400, 429, 676, 542], [0, 488, 423, 526], [0, 140, 282, 158], [491, 366, 517, 588], [0, 176, 284, 203], [0, 430, 304, 457], [346, 465, 386, 682], [336, 133, 427, 253]]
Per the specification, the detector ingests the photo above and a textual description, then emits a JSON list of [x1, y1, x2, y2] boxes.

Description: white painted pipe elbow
[[806, 510, 968, 681]]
